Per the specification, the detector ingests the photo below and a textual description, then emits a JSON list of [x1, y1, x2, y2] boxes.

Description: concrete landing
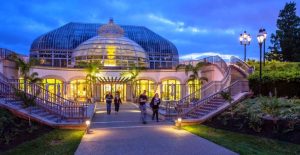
[[75, 102, 237, 155]]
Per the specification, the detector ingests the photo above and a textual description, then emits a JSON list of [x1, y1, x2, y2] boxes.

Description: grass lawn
[[3, 129, 85, 155], [183, 125, 300, 155]]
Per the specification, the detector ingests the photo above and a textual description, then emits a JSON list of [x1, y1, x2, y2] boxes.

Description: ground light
[[86, 120, 91, 134], [177, 117, 182, 130]]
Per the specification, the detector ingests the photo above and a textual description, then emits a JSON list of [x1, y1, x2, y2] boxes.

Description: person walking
[[114, 91, 122, 114], [105, 92, 113, 115], [139, 90, 148, 124], [150, 93, 161, 122]]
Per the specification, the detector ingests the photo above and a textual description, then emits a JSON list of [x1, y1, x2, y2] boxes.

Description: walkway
[[75, 102, 237, 155]]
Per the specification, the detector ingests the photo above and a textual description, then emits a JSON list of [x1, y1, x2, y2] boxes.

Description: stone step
[[200, 106, 216, 111], [208, 100, 224, 104], [191, 110, 208, 116], [204, 104, 220, 108]]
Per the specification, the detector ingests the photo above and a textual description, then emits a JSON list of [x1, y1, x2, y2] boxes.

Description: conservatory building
[[4, 19, 224, 102]]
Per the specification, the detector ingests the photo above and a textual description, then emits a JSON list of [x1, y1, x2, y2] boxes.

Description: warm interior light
[[105, 45, 116, 66]]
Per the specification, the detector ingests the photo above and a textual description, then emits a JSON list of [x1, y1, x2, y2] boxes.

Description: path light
[[177, 117, 182, 130], [86, 120, 91, 133]]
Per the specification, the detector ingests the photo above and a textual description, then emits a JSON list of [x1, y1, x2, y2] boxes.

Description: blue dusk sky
[[0, 0, 299, 60]]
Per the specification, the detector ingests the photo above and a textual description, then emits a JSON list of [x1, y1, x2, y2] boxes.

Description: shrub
[[0, 109, 39, 144], [248, 61, 300, 97]]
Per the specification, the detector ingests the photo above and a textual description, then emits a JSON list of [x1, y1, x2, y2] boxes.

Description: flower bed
[[205, 96, 300, 144]]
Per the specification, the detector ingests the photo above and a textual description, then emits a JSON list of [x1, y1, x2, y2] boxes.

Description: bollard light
[[177, 117, 182, 130], [86, 120, 91, 134]]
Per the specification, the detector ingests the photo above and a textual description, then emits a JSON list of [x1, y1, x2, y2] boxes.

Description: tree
[[274, 2, 300, 61], [120, 64, 145, 101], [8, 53, 41, 93], [266, 33, 283, 61], [83, 62, 103, 99], [8, 54, 41, 126], [176, 61, 209, 100], [176, 62, 209, 83]]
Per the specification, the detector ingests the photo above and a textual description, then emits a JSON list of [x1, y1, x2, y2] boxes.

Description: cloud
[[148, 14, 208, 34], [179, 52, 240, 61], [147, 14, 239, 35]]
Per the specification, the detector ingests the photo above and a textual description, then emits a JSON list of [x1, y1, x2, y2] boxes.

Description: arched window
[[70, 79, 87, 101], [187, 79, 202, 99], [135, 79, 155, 98], [42, 78, 63, 95], [42, 78, 63, 102], [162, 79, 181, 101]]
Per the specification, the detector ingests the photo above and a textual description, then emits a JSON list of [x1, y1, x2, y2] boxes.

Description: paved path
[[75, 102, 237, 155]]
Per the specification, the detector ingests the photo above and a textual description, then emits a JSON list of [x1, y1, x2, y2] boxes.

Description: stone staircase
[[185, 97, 226, 119], [0, 73, 94, 129], [173, 56, 252, 125], [0, 97, 92, 128]]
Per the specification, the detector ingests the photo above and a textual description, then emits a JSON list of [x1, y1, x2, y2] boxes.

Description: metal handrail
[[230, 56, 253, 75], [178, 80, 249, 117], [0, 48, 16, 60], [0, 77, 88, 120], [175, 55, 231, 107]]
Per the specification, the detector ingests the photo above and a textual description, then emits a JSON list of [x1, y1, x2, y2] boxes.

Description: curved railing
[[175, 55, 231, 108], [0, 72, 88, 120], [178, 80, 249, 118], [0, 48, 16, 60], [230, 56, 254, 76]]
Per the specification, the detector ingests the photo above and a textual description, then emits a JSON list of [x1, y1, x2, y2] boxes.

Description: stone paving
[[75, 102, 238, 155]]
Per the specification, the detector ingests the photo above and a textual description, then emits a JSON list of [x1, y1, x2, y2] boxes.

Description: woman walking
[[114, 91, 122, 114], [150, 93, 161, 122]]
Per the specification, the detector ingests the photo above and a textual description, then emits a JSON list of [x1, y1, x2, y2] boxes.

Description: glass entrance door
[[100, 83, 126, 102]]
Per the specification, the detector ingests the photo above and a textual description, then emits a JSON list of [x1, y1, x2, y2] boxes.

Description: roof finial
[[109, 18, 114, 24]]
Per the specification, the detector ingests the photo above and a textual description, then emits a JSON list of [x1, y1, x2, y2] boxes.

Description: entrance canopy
[[96, 76, 130, 83], [95, 72, 131, 83]]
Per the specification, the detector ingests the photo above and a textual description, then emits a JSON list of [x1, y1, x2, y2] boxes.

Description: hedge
[[247, 61, 300, 97]]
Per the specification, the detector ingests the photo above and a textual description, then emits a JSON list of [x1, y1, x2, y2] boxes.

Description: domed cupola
[[72, 19, 149, 68], [97, 18, 124, 38]]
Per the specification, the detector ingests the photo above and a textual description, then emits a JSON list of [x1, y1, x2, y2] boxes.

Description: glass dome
[[72, 19, 149, 68]]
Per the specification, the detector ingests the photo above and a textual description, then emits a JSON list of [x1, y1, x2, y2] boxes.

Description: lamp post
[[239, 31, 251, 62], [259, 28, 267, 66], [257, 32, 265, 94]]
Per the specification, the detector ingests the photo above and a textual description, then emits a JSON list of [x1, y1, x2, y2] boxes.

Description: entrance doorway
[[100, 83, 126, 102]]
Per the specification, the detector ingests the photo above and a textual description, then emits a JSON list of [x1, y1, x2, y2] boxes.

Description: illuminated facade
[[1, 19, 227, 103], [72, 19, 148, 68], [30, 19, 178, 69]]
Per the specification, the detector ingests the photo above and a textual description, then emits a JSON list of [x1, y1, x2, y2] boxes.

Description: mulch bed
[[0, 125, 52, 152], [204, 116, 300, 144], [0, 108, 53, 152]]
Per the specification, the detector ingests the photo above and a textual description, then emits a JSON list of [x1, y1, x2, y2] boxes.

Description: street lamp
[[239, 31, 252, 62], [257, 32, 265, 94], [259, 28, 267, 65]]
